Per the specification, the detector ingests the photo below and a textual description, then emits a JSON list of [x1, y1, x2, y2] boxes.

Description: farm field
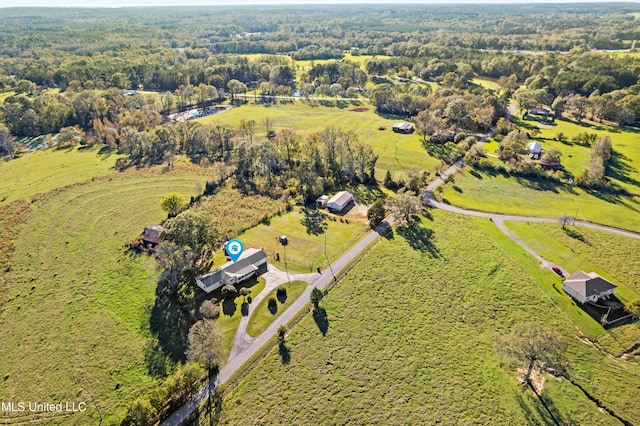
[[0, 146, 121, 202], [197, 102, 440, 180], [0, 166, 211, 424], [211, 207, 369, 274], [442, 168, 640, 232], [218, 211, 640, 425]]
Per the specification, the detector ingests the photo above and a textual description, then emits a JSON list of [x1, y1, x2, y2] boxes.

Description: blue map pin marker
[[225, 239, 244, 262]]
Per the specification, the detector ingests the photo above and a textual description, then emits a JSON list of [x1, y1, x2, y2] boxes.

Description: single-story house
[[196, 248, 267, 293], [392, 122, 415, 134], [562, 270, 617, 304], [327, 191, 354, 213], [527, 141, 543, 154], [316, 195, 329, 208], [140, 225, 163, 246]]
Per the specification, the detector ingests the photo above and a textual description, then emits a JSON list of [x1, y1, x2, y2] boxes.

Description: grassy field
[[218, 211, 640, 425], [0, 146, 120, 202], [442, 168, 640, 232], [217, 277, 266, 362], [247, 280, 308, 337], [471, 77, 502, 92], [212, 207, 369, 274], [0, 166, 212, 424], [197, 102, 440, 180], [199, 187, 288, 240], [532, 118, 640, 194]]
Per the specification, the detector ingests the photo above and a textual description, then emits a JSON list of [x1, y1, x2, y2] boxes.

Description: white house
[[326, 191, 354, 213], [562, 270, 617, 304], [196, 248, 268, 293], [527, 141, 542, 154]]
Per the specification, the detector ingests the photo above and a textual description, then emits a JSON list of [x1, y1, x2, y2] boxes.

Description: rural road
[[161, 219, 391, 426]]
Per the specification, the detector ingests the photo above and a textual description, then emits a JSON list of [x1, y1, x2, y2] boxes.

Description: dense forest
[[1, 4, 640, 178]]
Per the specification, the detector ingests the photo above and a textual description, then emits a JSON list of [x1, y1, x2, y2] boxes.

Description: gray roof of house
[[196, 248, 267, 289], [564, 271, 617, 298], [197, 268, 223, 290]]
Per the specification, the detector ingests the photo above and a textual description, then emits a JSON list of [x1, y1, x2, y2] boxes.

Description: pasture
[[442, 168, 640, 232], [218, 211, 640, 425], [0, 145, 120, 203], [0, 166, 211, 424], [197, 102, 440, 180]]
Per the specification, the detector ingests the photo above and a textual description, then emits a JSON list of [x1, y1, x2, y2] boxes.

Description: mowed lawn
[[218, 211, 640, 425], [0, 146, 121, 202], [443, 168, 640, 232], [212, 207, 369, 274], [0, 167, 210, 425], [196, 102, 440, 180]]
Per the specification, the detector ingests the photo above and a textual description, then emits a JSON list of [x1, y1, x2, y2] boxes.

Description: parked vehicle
[[552, 266, 564, 277]]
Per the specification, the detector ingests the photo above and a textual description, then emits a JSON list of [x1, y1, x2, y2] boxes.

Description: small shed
[[327, 191, 354, 213], [140, 225, 163, 246], [392, 122, 415, 134], [527, 141, 543, 154], [316, 195, 329, 208], [562, 271, 617, 304]]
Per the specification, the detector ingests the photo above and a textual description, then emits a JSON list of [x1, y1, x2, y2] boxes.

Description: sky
[[1, 0, 635, 8]]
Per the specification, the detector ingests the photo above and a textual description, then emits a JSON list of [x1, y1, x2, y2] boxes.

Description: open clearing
[[0, 166, 211, 424], [442, 168, 640, 232], [218, 211, 640, 425], [0, 146, 120, 202], [196, 102, 440, 180]]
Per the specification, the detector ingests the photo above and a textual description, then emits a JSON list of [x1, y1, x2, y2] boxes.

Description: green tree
[[540, 147, 562, 165], [122, 398, 156, 426], [239, 287, 251, 301], [310, 287, 324, 307], [227, 79, 247, 102], [389, 189, 422, 225], [367, 199, 387, 228], [160, 192, 187, 218], [199, 299, 220, 320], [186, 319, 222, 376], [161, 209, 217, 252], [221, 284, 237, 300], [497, 323, 568, 389]]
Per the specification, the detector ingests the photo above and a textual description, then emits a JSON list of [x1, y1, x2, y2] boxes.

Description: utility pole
[[324, 231, 336, 282]]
